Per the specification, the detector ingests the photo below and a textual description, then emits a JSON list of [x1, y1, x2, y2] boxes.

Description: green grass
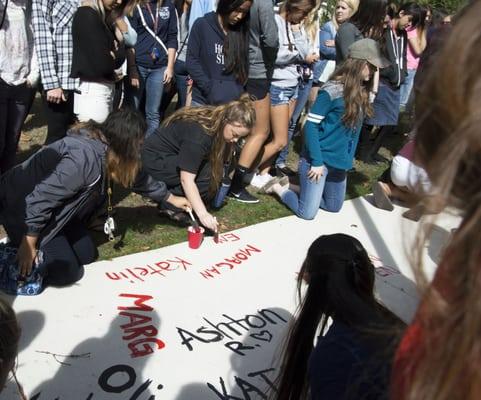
[[17, 96, 409, 260]]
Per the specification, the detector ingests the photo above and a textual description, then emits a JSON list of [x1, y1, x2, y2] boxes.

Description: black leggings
[[39, 223, 98, 287]]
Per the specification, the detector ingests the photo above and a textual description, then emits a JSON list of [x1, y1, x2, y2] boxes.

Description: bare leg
[[238, 94, 271, 169], [259, 99, 296, 175]]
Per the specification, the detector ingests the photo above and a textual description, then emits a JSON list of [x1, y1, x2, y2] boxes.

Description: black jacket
[[71, 7, 125, 81], [380, 27, 407, 88], [0, 130, 170, 248]]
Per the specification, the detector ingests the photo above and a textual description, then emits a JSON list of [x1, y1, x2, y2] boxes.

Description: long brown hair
[[393, 2, 481, 399], [330, 58, 373, 127], [163, 96, 256, 195], [73, 109, 147, 188]]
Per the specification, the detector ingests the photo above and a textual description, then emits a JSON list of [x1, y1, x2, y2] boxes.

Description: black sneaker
[[228, 188, 259, 203]]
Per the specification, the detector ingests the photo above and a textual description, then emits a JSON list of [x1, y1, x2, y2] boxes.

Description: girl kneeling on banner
[[0, 109, 190, 289], [264, 39, 387, 220], [142, 96, 255, 232]]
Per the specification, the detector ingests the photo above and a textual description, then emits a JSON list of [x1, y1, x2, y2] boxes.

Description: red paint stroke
[[105, 256, 193, 284], [117, 293, 166, 358], [215, 233, 241, 244], [200, 244, 262, 279]]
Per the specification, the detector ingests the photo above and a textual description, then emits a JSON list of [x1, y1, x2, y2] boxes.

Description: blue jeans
[[281, 157, 347, 219], [129, 65, 166, 137], [276, 79, 313, 167], [399, 68, 416, 109], [174, 60, 188, 109]]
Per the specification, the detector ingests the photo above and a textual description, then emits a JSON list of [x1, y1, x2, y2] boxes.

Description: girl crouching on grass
[[141, 96, 255, 233], [263, 39, 388, 220], [0, 109, 190, 290]]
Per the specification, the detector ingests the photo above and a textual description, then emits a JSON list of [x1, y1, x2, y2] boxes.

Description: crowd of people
[[1, 0, 480, 398]]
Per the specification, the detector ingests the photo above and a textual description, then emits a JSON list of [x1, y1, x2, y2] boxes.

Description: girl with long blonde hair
[[264, 39, 386, 219], [142, 96, 255, 232]]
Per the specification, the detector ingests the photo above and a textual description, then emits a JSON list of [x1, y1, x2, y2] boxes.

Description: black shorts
[[245, 79, 270, 101]]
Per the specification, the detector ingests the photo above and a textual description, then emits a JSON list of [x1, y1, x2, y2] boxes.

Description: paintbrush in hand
[[187, 209, 200, 232]]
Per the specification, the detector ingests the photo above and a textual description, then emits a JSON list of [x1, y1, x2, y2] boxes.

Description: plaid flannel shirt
[[32, 0, 79, 91]]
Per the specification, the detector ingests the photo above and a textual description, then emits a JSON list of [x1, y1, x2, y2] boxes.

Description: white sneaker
[[250, 173, 273, 189]]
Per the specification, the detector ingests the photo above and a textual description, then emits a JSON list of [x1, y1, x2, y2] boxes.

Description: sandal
[[372, 181, 394, 211]]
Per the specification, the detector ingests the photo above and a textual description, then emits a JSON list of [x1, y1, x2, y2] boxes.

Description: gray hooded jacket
[[248, 0, 279, 80], [0, 129, 170, 248]]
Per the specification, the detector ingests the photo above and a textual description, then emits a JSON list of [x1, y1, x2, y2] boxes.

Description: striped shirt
[[32, 0, 79, 90]]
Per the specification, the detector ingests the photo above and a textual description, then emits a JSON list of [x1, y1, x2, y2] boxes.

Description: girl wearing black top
[[142, 97, 255, 232], [71, 0, 126, 123]]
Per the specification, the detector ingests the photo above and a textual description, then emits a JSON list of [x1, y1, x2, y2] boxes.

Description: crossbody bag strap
[[136, 4, 168, 55], [177, 30, 189, 56]]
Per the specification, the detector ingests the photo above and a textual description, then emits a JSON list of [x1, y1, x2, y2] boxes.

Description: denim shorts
[[270, 84, 298, 106]]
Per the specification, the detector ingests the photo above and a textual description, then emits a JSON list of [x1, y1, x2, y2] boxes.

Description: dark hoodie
[[380, 27, 407, 88], [129, 0, 178, 69], [186, 11, 244, 105], [0, 130, 170, 248]]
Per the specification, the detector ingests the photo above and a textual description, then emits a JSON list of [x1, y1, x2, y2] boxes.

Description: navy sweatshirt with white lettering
[[128, 0, 178, 69], [186, 11, 244, 105]]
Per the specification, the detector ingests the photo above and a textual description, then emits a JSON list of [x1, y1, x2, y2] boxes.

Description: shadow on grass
[[91, 204, 182, 248], [346, 169, 371, 199], [23, 95, 47, 132]]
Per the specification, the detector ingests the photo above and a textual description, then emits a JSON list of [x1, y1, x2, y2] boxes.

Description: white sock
[[272, 183, 288, 197]]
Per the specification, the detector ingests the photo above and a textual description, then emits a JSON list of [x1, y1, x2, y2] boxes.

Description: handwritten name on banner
[[104, 233, 243, 284], [199, 245, 262, 280], [117, 293, 165, 358], [177, 309, 288, 356], [31, 363, 165, 400], [208, 367, 278, 400]]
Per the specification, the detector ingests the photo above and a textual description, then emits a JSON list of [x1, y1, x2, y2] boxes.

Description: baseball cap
[[347, 38, 390, 69]]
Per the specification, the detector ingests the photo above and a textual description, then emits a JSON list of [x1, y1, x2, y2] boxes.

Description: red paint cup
[[188, 226, 204, 249]]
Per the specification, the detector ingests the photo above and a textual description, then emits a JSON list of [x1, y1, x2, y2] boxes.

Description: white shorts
[[74, 81, 115, 123]]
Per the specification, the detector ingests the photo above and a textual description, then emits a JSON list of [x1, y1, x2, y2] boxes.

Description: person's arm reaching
[[180, 170, 218, 232]]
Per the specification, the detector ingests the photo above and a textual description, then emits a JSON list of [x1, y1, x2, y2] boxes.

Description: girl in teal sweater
[[264, 39, 387, 219]]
